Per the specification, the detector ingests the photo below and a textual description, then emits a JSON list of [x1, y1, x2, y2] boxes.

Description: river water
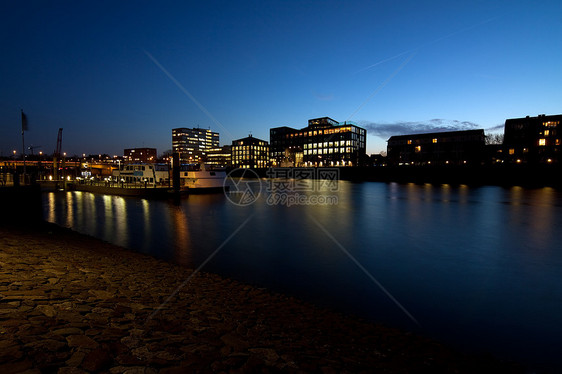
[[43, 180, 562, 370]]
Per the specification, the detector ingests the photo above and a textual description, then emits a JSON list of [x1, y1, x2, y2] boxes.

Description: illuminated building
[[270, 117, 367, 167], [205, 145, 232, 168], [231, 135, 269, 169], [504, 114, 561, 163], [387, 130, 485, 166], [172, 127, 219, 163], [124, 148, 157, 163]]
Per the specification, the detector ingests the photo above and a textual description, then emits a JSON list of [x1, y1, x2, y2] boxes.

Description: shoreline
[[231, 164, 562, 188], [1, 221, 525, 373]]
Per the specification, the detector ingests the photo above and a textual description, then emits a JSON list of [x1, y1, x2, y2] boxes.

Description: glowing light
[[539, 139, 546, 146]]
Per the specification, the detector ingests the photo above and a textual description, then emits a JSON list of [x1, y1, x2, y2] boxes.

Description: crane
[[53, 128, 63, 180], [54, 128, 63, 158]]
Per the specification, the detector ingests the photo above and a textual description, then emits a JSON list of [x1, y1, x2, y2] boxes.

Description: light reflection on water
[[43, 182, 562, 369]]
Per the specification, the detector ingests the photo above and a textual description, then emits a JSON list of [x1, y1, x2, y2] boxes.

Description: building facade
[[503, 114, 561, 163], [387, 130, 485, 166], [231, 136, 269, 169], [270, 117, 367, 167], [124, 148, 157, 163], [205, 145, 232, 168], [172, 127, 219, 163]]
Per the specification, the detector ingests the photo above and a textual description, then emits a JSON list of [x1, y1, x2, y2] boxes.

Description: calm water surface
[[43, 181, 562, 369]]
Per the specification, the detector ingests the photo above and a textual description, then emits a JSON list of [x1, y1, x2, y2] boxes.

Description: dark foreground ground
[[0, 222, 525, 373]]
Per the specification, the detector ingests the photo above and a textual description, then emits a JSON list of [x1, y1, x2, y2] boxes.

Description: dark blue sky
[[1, 0, 561, 156]]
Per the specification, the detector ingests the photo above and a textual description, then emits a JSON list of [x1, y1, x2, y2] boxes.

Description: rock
[[88, 290, 114, 299], [81, 348, 112, 372], [66, 351, 86, 367], [0, 345, 23, 360], [220, 334, 249, 352], [52, 327, 84, 336], [0, 360, 33, 373], [248, 348, 280, 363], [66, 335, 99, 349], [35, 305, 56, 317], [57, 367, 88, 374], [24, 339, 67, 351]]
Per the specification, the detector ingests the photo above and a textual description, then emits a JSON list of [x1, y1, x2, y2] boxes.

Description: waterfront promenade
[[0, 222, 524, 373]]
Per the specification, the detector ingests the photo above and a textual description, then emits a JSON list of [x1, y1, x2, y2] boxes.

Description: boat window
[[210, 172, 215, 176]]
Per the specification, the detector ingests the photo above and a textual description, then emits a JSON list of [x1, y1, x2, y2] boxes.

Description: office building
[[232, 135, 269, 169], [172, 127, 219, 163], [124, 148, 157, 163], [387, 130, 485, 166], [205, 145, 232, 168], [270, 117, 367, 167], [503, 114, 561, 163]]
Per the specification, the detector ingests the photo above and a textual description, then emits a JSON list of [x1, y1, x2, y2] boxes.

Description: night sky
[[1, 0, 561, 157]]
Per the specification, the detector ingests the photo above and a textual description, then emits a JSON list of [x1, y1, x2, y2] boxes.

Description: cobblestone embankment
[[0, 223, 524, 373]]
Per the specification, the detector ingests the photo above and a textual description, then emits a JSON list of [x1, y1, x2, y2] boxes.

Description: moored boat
[[180, 163, 227, 193]]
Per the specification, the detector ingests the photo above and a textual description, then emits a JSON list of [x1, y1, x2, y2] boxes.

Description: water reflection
[[113, 196, 128, 248], [65, 191, 74, 227], [42, 184, 562, 369], [172, 205, 191, 266], [47, 192, 55, 222]]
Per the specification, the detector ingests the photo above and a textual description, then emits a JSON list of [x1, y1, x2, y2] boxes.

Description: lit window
[[432, 138, 437, 143], [407, 140, 412, 145], [415, 146, 421, 152], [509, 149, 515, 155], [545, 130, 550, 136], [539, 139, 546, 146]]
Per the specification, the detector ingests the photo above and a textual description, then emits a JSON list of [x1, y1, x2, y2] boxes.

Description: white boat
[[112, 163, 169, 186], [180, 163, 227, 192]]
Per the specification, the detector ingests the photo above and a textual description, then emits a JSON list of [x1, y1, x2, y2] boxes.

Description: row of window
[[123, 165, 153, 171], [304, 148, 353, 155], [117, 176, 154, 183], [304, 140, 356, 148], [283, 126, 365, 138], [233, 146, 269, 151]]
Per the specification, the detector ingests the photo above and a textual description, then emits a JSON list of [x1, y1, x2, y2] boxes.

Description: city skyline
[[1, 0, 561, 157]]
